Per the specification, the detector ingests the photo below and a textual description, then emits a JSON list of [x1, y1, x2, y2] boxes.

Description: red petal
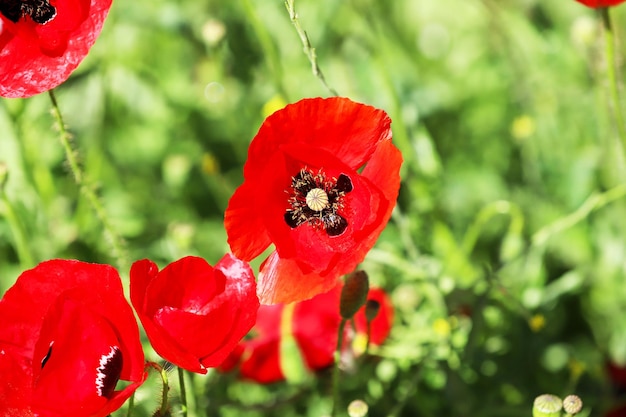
[[221, 303, 285, 384], [0, 260, 146, 417], [131, 255, 258, 372], [0, 347, 33, 416], [576, 0, 625, 6], [361, 138, 403, 203], [354, 288, 394, 345], [293, 286, 342, 371], [225, 180, 273, 261], [257, 251, 340, 304], [0, 0, 112, 97], [244, 97, 391, 177]]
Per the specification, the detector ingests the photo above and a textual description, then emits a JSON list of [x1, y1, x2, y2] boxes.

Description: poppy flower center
[[0, 0, 56, 24], [284, 168, 353, 237]]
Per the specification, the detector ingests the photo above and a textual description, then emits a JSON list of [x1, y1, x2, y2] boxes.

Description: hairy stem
[[48, 89, 128, 269], [284, 0, 338, 96]]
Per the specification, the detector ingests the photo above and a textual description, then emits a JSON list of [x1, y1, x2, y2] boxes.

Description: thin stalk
[[178, 367, 188, 417], [125, 393, 135, 417], [149, 362, 171, 416], [600, 7, 626, 151], [532, 183, 626, 247], [331, 318, 347, 416], [284, 0, 338, 96], [47, 90, 128, 270]]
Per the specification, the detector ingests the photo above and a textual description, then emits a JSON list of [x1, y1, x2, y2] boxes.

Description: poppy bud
[[340, 270, 369, 319], [365, 299, 381, 322]]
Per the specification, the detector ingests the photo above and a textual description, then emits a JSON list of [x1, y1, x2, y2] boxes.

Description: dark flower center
[[284, 168, 353, 237], [0, 0, 57, 24], [95, 346, 123, 398]]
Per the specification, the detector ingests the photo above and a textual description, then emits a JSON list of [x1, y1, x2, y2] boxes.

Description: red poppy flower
[[221, 285, 393, 384], [0, 260, 147, 417], [0, 0, 112, 98], [576, 0, 625, 7], [225, 97, 402, 304], [130, 254, 259, 374]]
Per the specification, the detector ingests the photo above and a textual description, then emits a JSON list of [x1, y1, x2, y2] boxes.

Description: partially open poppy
[[225, 97, 402, 304], [0, 0, 112, 97], [0, 260, 147, 417], [575, 0, 625, 7], [130, 255, 259, 374], [220, 284, 393, 384]]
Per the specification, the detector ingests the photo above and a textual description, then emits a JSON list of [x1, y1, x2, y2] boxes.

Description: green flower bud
[[340, 270, 369, 319]]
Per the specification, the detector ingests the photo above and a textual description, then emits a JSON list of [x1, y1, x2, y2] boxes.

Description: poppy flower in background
[[0, 260, 147, 417], [225, 97, 402, 305], [0, 0, 112, 98], [220, 284, 394, 384], [575, 0, 625, 7], [130, 254, 259, 374]]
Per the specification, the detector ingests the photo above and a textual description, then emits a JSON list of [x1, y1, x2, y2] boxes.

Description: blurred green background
[[2, 0, 626, 416]]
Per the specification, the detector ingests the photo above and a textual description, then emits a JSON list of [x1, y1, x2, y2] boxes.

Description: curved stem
[[47, 89, 128, 270], [284, 0, 338, 96], [149, 362, 171, 416], [600, 7, 626, 152]]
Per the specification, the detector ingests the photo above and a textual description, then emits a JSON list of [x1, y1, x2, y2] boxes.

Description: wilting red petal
[[0, 0, 112, 97], [257, 252, 338, 305]]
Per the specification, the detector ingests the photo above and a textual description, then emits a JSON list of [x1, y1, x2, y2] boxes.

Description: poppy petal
[[244, 97, 392, 177], [225, 180, 273, 261], [0, 0, 112, 97], [257, 251, 340, 305]]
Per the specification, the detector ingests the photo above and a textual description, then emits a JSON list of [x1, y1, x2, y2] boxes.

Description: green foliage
[[2, 0, 626, 416]]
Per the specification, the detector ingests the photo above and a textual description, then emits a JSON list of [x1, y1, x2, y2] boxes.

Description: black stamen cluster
[[0, 0, 56, 24], [284, 168, 353, 236]]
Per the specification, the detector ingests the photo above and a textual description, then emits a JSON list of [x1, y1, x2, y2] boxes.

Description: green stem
[[284, 0, 338, 96], [178, 367, 188, 417], [532, 183, 626, 247], [47, 90, 128, 270], [150, 363, 170, 416], [331, 318, 347, 416], [0, 185, 35, 267], [600, 7, 626, 152], [125, 392, 135, 417]]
